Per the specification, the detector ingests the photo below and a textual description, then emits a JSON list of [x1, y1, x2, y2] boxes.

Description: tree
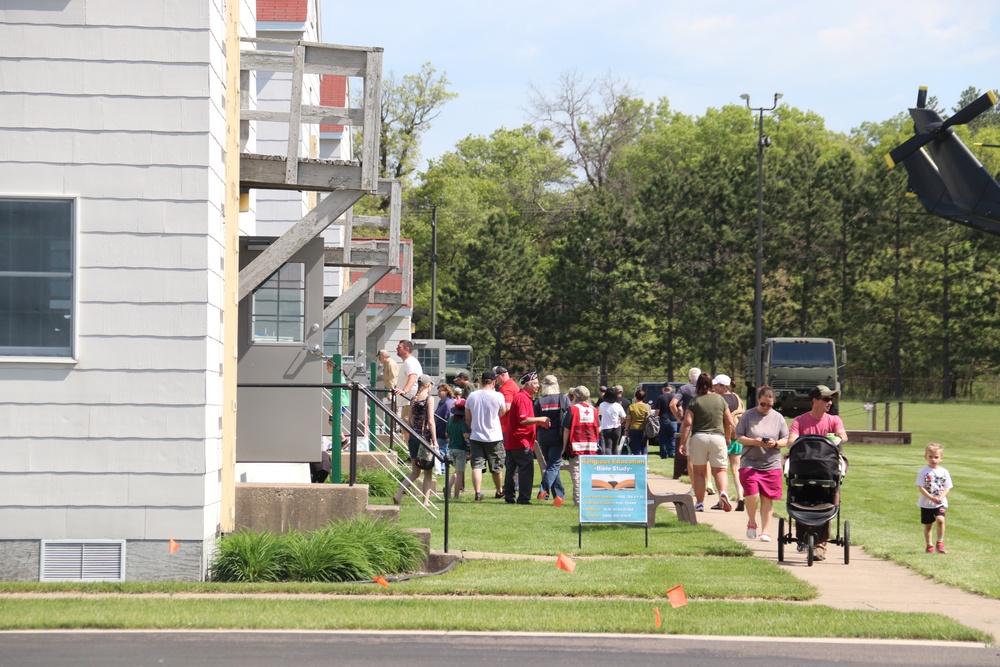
[[362, 62, 457, 194], [528, 71, 652, 194]]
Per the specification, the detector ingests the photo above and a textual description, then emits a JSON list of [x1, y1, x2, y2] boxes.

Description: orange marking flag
[[555, 553, 576, 573], [553, 496, 564, 507], [168, 539, 180, 555], [666, 584, 688, 608], [654, 606, 662, 628], [373, 575, 389, 588]]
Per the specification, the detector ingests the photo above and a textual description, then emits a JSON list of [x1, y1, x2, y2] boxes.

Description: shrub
[[210, 529, 288, 582], [327, 515, 424, 575]]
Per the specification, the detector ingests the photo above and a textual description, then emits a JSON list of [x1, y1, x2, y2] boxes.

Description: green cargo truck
[[746, 338, 845, 416]]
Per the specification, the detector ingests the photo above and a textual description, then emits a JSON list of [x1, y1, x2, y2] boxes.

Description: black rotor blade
[[942, 90, 998, 128], [886, 132, 933, 169], [916, 86, 928, 109]]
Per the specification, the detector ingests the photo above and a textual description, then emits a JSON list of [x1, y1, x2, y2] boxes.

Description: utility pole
[[430, 204, 438, 339]]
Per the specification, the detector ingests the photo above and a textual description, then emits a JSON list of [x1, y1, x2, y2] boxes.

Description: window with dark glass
[[0, 198, 74, 357]]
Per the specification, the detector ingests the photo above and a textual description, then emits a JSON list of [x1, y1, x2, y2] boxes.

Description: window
[[251, 262, 305, 342], [0, 198, 74, 357], [323, 311, 355, 358], [416, 347, 440, 376], [770, 342, 835, 367]]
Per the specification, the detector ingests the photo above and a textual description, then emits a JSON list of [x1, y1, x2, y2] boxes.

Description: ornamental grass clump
[[210, 528, 288, 582], [284, 528, 374, 583], [340, 469, 401, 497], [327, 515, 424, 575], [211, 517, 424, 583]]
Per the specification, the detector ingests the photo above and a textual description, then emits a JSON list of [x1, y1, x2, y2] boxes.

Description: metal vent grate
[[40, 540, 125, 581]]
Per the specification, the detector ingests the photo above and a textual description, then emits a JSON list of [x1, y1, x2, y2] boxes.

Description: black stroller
[[776, 435, 850, 566]]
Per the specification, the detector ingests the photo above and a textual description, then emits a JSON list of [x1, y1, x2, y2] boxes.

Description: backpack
[[415, 440, 437, 470], [644, 412, 660, 439]]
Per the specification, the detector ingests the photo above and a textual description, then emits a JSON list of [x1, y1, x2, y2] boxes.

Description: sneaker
[[719, 492, 733, 512], [475, 492, 484, 502], [710, 502, 724, 510], [759, 534, 771, 543], [797, 542, 806, 553], [706, 487, 716, 496], [695, 502, 705, 512], [936, 542, 946, 554], [537, 491, 548, 500], [814, 545, 827, 561], [736, 500, 745, 512], [746, 523, 758, 539]]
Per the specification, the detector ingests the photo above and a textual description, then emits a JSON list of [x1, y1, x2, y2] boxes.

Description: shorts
[[470, 439, 505, 473], [739, 467, 783, 500], [727, 440, 743, 456], [407, 435, 425, 461], [688, 432, 728, 469], [921, 506, 946, 524], [451, 449, 468, 473]]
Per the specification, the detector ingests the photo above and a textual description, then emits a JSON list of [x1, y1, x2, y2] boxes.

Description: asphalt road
[[0, 631, 996, 667]]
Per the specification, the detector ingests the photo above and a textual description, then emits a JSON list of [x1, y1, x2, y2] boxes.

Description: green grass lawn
[[0, 597, 985, 642]]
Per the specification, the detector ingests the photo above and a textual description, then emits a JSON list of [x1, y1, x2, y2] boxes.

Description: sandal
[[494, 491, 505, 499]]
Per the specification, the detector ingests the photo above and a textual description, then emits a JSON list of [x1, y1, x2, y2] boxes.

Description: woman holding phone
[[735, 385, 789, 542]]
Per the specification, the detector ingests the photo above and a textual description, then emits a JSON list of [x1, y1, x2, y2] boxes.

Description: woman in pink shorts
[[734, 386, 789, 542]]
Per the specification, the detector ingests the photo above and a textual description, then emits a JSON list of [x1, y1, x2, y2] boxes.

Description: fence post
[[872, 403, 878, 431], [898, 402, 903, 432], [884, 402, 890, 431], [331, 355, 343, 484]]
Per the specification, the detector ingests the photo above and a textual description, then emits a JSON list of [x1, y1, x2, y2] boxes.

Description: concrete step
[[365, 504, 400, 523]]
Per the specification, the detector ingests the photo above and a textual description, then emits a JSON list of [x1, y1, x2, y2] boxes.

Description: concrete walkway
[[647, 472, 1000, 642]]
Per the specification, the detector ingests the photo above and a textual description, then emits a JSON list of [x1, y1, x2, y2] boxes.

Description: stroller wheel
[[844, 520, 851, 565], [777, 518, 785, 562], [806, 534, 815, 567]]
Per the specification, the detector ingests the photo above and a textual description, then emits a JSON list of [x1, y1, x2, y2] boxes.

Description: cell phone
[[762, 437, 771, 443]]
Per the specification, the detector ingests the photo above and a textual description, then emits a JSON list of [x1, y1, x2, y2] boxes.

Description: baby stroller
[[776, 434, 850, 566]]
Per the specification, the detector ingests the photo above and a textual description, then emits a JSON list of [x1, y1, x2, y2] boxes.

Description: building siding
[[0, 0, 240, 580]]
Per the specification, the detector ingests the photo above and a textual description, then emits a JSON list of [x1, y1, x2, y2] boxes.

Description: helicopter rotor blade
[[886, 89, 998, 168]]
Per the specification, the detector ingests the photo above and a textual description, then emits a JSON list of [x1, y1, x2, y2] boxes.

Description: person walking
[[735, 385, 788, 541], [713, 374, 745, 511], [465, 370, 508, 501], [677, 373, 734, 512], [434, 383, 456, 475], [392, 375, 437, 506], [534, 374, 571, 502]]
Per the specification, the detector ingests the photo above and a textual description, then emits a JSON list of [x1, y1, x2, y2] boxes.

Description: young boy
[[916, 443, 953, 554]]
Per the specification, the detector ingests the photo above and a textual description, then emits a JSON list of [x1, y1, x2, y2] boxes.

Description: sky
[[322, 0, 1000, 169]]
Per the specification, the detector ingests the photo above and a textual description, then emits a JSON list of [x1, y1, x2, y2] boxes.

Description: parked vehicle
[[746, 338, 845, 416]]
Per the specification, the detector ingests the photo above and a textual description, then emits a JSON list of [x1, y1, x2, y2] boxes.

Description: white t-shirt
[[598, 401, 626, 430], [465, 388, 505, 442], [916, 465, 953, 508], [397, 355, 422, 398]]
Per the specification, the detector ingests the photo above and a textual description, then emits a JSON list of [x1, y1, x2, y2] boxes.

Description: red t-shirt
[[504, 388, 537, 451], [790, 412, 845, 438], [498, 378, 519, 434]]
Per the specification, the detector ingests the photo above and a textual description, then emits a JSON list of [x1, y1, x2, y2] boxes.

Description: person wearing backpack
[[392, 375, 437, 507], [624, 388, 652, 456]]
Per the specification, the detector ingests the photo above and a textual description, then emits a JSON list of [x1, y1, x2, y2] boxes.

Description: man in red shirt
[[788, 385, 849, 561], [502, 371, 550, 504], [494, 365, 519, 437]]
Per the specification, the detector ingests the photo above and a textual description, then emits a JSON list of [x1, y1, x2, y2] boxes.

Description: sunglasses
[[818, 396, 833, 402]]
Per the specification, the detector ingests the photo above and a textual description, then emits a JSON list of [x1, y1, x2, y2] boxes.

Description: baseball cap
[[492, 365, 508, 375], [808, 385, 838, 399], [541, 374, 558, 386], [418, 374, 433, 386], [573, 385, 591, 401], [480, 370, 497, 382], [451, 398, 466, 414], [456, 371, 469, 379], [712, 374, 731, 387]]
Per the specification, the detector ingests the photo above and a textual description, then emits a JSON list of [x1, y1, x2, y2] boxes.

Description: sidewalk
[[647, 472, 1000, 642]]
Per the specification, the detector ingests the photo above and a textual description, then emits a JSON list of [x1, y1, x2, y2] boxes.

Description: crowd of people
[[376, 343, 953, 557]]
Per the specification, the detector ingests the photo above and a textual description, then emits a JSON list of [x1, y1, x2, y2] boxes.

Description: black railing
[[237, 380, 452, 552]]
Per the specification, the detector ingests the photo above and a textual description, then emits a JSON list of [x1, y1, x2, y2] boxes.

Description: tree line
[[366, 69, 1000, 400]]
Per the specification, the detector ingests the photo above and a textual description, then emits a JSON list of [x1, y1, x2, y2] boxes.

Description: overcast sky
[[322, 1, 1000, 168]]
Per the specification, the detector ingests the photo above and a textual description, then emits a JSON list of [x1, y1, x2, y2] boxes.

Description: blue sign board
[[579, 455, 647, 524]]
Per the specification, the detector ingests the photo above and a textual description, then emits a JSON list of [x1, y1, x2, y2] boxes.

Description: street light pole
[[430, 204, 438, 339], [740, 92, 782, 402]]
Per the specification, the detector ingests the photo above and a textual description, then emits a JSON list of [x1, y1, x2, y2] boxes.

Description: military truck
[[746, 338, 845, 416]]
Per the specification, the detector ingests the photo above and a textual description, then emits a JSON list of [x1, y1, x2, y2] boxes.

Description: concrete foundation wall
[[0, 539, 206, 581], [234, 483, 369, 533]]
